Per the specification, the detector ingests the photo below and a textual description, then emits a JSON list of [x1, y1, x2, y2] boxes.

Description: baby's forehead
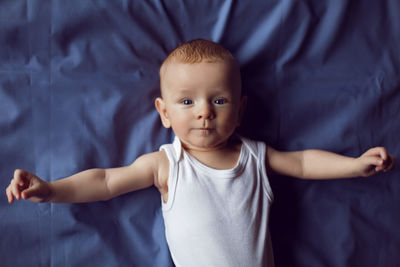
[[161, 59, 238, 80], [160, 60, 242, 97]]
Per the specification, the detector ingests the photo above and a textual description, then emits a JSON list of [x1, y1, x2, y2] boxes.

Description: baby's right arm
[[6, 151, 166, 204]]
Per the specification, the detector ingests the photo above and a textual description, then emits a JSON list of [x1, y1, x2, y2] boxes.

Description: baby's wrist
[[46, 181, 56, 203], [352, 157, 365, 177]]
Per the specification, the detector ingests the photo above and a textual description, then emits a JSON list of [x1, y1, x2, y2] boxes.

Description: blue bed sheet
[[1, 1, 399, 266]]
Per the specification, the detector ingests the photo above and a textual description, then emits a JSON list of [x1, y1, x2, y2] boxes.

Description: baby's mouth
[[192, 128, 215, 136]]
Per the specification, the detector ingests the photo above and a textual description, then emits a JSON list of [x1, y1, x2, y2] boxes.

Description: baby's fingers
[[363, 147, 388, 160], [6, 185, 15, 204], [6, 177, 23, 202], [383, 155, 395, 171], [13, 169, 30, 184], [21, 184, 44, 202], [10, 178, 23, 200]]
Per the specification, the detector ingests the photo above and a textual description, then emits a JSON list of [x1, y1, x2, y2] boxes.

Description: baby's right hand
[[6, 169, 51, 204]]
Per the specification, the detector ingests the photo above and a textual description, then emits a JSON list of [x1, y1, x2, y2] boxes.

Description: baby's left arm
[[266, 146, 395, 179]]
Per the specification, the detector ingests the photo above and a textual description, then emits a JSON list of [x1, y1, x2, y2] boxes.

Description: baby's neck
[[182, 136, 242, 170]]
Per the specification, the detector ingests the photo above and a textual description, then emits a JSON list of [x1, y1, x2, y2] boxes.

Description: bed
[[1, 1, 399, 266]]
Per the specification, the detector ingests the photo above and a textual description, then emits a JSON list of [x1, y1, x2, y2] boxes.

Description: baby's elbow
[[102, 170, 115, 201], [293, 152, 307, 179], [293, 166, 307, 179]]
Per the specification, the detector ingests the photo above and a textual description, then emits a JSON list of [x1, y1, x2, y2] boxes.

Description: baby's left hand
[[358, 147, 395, 177]]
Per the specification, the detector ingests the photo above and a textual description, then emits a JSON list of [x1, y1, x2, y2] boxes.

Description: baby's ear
[[155, 98, 171, 128]]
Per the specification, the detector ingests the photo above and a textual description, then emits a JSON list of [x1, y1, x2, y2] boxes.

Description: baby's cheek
[[226, 113, 240, 127]]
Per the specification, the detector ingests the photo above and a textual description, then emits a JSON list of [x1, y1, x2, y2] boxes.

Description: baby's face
[[156, 60, 245, 151]]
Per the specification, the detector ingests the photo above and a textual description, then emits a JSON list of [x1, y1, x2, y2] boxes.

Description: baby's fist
[[6, 169, 51, 203], [358, 147, 395, 177]]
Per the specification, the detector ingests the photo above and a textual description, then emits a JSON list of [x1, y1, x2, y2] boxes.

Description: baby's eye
[[182, 99, 193, 105], [214, 98, 227, 105]]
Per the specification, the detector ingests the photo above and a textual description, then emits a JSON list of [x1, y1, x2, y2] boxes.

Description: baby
[[6, 39, 395, 267]]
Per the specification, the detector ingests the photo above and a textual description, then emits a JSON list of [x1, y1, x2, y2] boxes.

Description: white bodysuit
[[160, 136, 274, 267]]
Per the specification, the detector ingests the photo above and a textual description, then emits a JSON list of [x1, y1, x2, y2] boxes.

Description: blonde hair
[[162, 39, 235, 65], [159, 39, 240, 94]]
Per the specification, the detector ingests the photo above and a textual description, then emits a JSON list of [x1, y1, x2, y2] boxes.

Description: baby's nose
[[197, 102, 214, 120]]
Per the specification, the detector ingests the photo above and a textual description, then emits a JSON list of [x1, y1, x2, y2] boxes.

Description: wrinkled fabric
[[0, 1, 399, 267]]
